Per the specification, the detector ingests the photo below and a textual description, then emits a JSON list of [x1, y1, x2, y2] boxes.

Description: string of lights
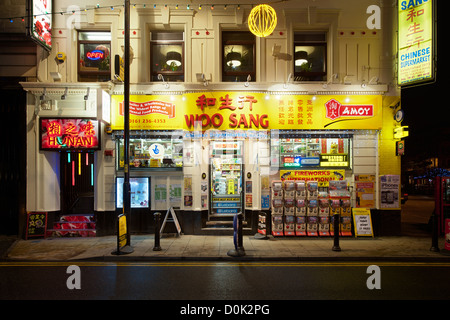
[[1, 3, 250, 23]]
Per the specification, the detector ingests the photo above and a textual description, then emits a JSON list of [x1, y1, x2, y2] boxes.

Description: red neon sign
[[40, 118, 100, 150], [86, 50, 105, 61]]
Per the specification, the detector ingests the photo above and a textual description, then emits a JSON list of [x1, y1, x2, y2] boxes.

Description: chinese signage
[[319, 154, 349, 168], [40, 118, 100, 150], [29, 0, 52, 51], [325, 99, 373, 121], [111, 94, 382, 131], [26, 212, 47, 239], [398, 0, 435, 86], [280, 170, 345, 187]]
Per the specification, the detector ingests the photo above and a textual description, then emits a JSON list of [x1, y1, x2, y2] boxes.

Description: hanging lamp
[[248, 4, 277, 38]]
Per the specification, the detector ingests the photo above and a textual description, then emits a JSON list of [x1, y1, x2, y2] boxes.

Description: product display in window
[[271, 135, 351, 169], [117, 137, 183, 169]]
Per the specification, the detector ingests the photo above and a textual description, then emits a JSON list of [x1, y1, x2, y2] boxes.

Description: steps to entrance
[[46, 214, 96, 238], [202, 217, 252, 235]]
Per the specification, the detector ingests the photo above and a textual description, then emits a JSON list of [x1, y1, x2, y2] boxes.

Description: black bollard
[[237, 213, 244, 250], [332, 213, 341, 252], [430, 210, 440, 252], [227, 213, 246, 257], [153, 212, 162, 251]]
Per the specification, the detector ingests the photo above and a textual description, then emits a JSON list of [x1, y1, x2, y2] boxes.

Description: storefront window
[[293, 32, 327, 81], [115, 131, 183, 170], [222, 31, 256, 82], [78, 31, 111, 82], [150, 32, 184, 82], [271, 131, 352, 169]]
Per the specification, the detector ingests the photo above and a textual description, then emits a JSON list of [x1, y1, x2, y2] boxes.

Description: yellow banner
[[111, 93, 382, 131], [280, 169, 345, 187], [118, 214, 127, 248], [398, 0, 434, 85]]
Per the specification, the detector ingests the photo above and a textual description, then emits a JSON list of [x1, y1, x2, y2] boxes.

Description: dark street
[[1, 261, 450, 302]]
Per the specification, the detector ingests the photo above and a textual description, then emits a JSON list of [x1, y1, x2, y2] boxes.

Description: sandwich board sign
[[352, 208, 373, 237]]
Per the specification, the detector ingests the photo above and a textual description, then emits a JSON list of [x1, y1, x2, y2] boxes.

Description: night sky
[[401, 0, 446, 166]]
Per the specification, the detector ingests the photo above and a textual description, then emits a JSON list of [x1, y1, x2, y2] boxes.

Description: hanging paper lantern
[[248, 4, 277, 37]]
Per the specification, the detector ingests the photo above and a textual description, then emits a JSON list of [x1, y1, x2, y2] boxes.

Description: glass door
[[209, 140, 243, 218]]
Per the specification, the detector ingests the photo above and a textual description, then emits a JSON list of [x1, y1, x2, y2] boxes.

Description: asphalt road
[[1, 261, 449, 303]]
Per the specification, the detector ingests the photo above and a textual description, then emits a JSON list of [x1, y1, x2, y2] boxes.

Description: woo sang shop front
[[109, 91, 398, 237]]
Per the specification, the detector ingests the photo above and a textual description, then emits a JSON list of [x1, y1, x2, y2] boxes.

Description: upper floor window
[[222, 31, 256, 82], [78, 31, 111, 82], [150, 32, 184, 82], [294, 32, 327, 81]]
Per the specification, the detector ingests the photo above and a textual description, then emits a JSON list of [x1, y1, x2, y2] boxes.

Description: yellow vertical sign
[[118, 214, 127, 248], [398, 0, 434, 86]]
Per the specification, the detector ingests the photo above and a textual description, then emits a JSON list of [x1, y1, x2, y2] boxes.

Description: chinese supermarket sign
[[398, 0, 435, 86], [110, 94, 382, 131], [40, 118, 100, 150]]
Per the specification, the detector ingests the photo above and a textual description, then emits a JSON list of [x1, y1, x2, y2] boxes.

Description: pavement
[[1, 233, 450, 262]]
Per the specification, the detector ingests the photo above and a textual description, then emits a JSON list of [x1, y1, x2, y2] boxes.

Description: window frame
[[77, 31, 111, 82], [150, 32, 185, 82], [222, 31, 256, 82], [293, 32, 328, 82]]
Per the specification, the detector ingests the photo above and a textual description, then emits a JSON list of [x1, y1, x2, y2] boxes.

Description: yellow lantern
[[248, 4, 277, 37]]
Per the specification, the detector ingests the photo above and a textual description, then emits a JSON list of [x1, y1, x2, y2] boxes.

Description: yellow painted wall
[[379, 96, 401, 176]]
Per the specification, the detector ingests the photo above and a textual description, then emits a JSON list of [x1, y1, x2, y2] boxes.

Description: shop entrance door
[[208, 141, 244, 223], [60, 151, 95, 215]]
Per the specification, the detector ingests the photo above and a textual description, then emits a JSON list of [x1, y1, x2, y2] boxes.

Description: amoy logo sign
[[325, 98, 374, 123]]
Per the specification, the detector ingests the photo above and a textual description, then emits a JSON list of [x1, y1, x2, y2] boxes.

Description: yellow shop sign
[[111, 93, 382, 131]]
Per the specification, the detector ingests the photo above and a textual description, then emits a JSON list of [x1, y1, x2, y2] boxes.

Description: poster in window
[[355, 175, 375, 208], [380, 175, 400, 209]]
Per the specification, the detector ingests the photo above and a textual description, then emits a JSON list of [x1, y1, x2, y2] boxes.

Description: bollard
[[332, 213, 341, 252], [153, 212, 162, 251], [430, 210, 440, 252], [237, 213, 244, 250], [227, 213, 246, 257]]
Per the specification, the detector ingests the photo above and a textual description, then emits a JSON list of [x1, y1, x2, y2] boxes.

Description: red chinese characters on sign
[[196, 95, 216, 112], [41, 118, 100, 150], [185, 93, 268, 129], [325, 99, 373, 121], [405, 8, 425, 48]]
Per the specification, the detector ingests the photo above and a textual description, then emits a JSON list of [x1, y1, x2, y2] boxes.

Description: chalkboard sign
[[352, 208, 373, 237], [26, 212, 47, 239]]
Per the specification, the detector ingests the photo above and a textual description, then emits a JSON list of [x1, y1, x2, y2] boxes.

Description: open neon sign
[[86, 50, 105, 61]]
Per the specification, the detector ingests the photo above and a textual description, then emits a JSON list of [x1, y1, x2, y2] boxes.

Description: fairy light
[[2, 3, 248, 23]]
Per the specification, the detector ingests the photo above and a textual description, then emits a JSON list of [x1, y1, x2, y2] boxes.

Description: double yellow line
[[1, 261, 449, 267]]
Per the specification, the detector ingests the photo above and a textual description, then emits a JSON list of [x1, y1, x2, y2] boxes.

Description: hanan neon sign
[[40, 118, 101, 151], [86, 50, 105, 61]]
